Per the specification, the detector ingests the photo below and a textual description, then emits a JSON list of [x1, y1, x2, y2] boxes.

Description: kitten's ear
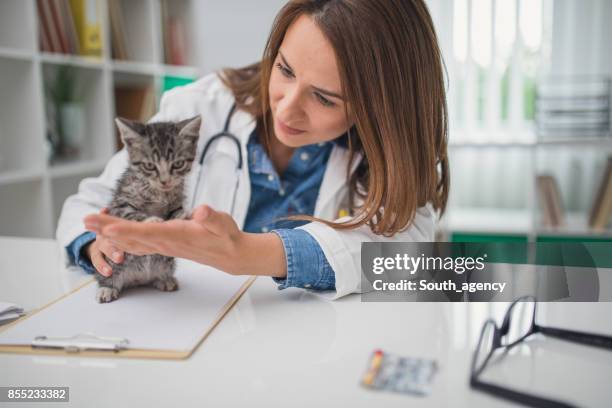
[[115, 117, 143, 147], [177, 115, 202, 141]]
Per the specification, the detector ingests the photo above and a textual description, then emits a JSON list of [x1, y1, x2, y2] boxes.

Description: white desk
[[1, 236, 611, 407]]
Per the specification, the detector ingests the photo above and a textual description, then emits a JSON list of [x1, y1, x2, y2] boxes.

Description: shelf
[[0, 46, 35, 61], [537, 212, 612, 238], [48, 159, 108, 179], [0, 168, 44, 186], [0, 0, 206, 240], [111, 60, 199, 78], [112, 59, 158, 75], [40, 52, 105, 69], [160, 63, 199, 79]]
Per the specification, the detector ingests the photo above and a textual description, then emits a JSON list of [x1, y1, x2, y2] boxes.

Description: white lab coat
[[56, 72, 437, 300]]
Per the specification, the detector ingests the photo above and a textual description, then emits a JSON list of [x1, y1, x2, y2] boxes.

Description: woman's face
[[269, 14, 353, 148]]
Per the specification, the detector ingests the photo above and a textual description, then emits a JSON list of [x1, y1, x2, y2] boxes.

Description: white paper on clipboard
[[0, 259, 252, 354]]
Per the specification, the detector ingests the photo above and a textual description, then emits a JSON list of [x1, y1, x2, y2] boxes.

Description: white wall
[[190, 0, 288, 74]]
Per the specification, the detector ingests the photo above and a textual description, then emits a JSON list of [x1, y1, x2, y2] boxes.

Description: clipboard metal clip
[[32, 332, 130, 353]]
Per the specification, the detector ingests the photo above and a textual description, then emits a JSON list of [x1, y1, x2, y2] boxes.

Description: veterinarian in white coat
[[56, 1, 448, 300]]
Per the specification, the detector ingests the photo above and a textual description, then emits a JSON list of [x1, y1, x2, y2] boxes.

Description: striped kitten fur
[[95, 115, 201, 303]]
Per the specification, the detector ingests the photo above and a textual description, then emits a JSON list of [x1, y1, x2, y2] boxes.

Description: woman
[[56, 0, 449, 300]]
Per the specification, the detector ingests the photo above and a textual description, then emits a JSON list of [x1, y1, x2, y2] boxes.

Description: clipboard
[[0, 261, 256, 360]]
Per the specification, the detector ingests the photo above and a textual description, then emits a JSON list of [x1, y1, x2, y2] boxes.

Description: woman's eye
[[274, 60, 334, 107], [275, 62, 293, 78], [172, 160, 185, 169], [315, 93, 334, 107]]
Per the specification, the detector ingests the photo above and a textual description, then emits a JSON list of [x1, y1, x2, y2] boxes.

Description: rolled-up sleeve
[[271, 228, 336, 291], [65, 231, 97, 275]]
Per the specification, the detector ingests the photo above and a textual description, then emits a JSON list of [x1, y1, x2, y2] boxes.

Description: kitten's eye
[[140, 162, 155, 171], [172, 160, 185, 170]]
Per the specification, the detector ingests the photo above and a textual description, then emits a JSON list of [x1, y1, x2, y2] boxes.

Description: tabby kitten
[[95, 116, 201, 303]]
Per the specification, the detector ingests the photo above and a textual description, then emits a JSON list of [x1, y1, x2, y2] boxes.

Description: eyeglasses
[[470, 295, 612, 408]]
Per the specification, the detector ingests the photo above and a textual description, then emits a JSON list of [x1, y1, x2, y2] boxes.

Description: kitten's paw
[[152, 276, 179, 292], [144, 216, 164, 223], [96, 287, 120, 303]]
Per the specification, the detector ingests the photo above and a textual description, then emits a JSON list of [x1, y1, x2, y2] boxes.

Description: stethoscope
[[190, 103, 243, 215]]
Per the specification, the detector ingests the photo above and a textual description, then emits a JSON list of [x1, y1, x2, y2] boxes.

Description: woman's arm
[[83, 204, 288, 279], [297, 203, 437, 299], [82, 207, 340, 291], [233, 232, 287, 278], [270, 229, 336, 290], [83, 202, 436, 300]]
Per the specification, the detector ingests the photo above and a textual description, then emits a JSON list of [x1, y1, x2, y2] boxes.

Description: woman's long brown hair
[[220, 0, 449, 237]]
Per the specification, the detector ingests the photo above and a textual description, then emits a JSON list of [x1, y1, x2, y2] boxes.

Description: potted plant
[[45, 66, 85, 162]]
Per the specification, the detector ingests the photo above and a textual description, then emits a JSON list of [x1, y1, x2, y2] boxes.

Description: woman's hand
[[82, 205, 287, 278], [84, 207, 125, 277]]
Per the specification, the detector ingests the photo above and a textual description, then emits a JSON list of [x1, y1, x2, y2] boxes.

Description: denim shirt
[[65, 130, 339, 291], [243, 130, 336, 290]]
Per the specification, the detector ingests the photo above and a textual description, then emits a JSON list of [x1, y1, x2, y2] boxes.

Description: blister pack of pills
[[361, 349, 438, 396]]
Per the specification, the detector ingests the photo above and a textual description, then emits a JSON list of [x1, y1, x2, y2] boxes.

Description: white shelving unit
[[0, 0, 201, 239], [439, 131, 612, 241]]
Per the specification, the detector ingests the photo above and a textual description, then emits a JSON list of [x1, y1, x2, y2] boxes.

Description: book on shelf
[[37, 2, 53, 53], [161, 1, 187, 66], [51, 0, 70, 53], [167, 17, 187, 65], [58, 0, 80, 54], [108, 0, 129, 60], [114, 86, 156, 150], [37, 0, 99, 56], [69, 0, 102, 57], [589, 157, 612, 231], [37, 0, 63, 53], [537, 175, 565, 228]]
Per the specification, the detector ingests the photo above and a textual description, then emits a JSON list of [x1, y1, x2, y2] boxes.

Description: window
[[427, 0, 551, 143]]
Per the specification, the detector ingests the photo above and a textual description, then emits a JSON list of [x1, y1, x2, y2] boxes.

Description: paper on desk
[[0, 302, 26, 325], [0, 259, 251, 351]]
